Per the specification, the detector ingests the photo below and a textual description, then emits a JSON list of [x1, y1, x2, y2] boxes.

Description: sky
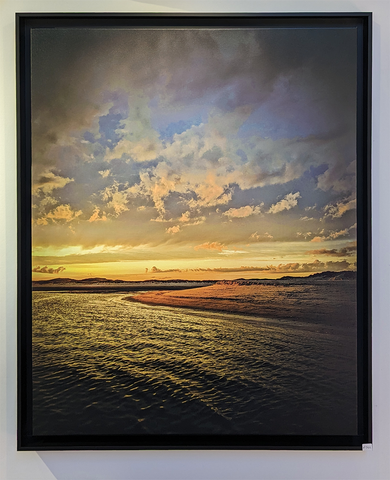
[[31, 26, 358, 281]]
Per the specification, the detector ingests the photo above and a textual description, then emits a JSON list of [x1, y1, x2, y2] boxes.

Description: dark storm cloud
[[31, 26, 357, 135], [31, 27, 357, 193]]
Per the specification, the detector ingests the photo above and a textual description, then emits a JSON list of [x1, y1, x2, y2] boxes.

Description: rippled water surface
[[32, 292, 357, 435]]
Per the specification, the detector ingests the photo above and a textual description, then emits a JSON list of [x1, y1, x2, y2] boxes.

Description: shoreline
[[127, 282, 357, 328]]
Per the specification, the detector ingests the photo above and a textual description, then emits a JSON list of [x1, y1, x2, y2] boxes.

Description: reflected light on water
[[32, 292, 357, 436]]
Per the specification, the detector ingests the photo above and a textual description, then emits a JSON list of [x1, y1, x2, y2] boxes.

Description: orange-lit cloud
[[223, 204, 263, 219], [88, 207, 107, 222], [194, 242, 226, 252], [166, 225, 180, 234], [37, 204, 82, 224], [179, 211, 191, 222]]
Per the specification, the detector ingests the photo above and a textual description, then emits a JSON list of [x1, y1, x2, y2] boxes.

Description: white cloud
[[101, 182, 130, 216], [99, 169, 111, 178], [305, 204, 317, 211], [268, 192, 301, 214], [249, 231, 273, 241]]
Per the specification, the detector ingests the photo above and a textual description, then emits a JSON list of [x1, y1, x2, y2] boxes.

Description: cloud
[[268, 192, 300, 214], [36, 217, 49, 226], [127, 164, 185, 218], [179, 211, 191, 223], [223, 204, 263, 219], [30, 28, 358, 253], [327, 228, 351, 240], [105, 138, 161, 162], [150, 266, 181, 273], [166, 225, 180, 234], [188, 173, 234, 209], [39, 196, 58, 207], [98, 169, 111, 178], [37, 204, 82, 225], [305, 205, 317, 211], [101, 182, 130, 215], [177, 211, 206, 226], [305, 244, 357, 257], [249, 231, 273, 241], [317, 159, 356, 193], [144, 259, 354, 275], [310, 223, 356, 242], [194, 242, 245, 255], [323, 196, 356, 219], [32, 266, 66, 274], [300, 216, 315, 221], [218, 249, 247, 256], [33, 171, 73, 194], [88, 207, 107, 222], [194, 242, 225, 252], [125, 146, 237, 220]]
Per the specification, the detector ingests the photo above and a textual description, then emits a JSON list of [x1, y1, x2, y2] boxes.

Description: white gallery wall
[[1, 0, 389, 479]]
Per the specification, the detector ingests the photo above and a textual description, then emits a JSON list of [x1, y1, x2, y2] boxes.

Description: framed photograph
[[17, 13, 372, 450]]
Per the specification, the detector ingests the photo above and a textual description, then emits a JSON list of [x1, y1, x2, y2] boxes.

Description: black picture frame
[[17, 12, 372, 450]]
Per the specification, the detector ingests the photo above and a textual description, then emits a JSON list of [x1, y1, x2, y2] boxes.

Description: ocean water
[[32, 291, 357, 436]]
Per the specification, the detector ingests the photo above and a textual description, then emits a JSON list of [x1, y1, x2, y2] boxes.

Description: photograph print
[[19, 14, 371, 449]]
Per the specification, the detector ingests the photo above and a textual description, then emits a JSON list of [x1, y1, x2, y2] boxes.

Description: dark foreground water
[[32, 292, 357, 436]]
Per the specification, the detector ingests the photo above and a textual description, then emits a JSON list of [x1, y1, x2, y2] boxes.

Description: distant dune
[[33, 270, 356, 287], [32, 279, 215, 292]]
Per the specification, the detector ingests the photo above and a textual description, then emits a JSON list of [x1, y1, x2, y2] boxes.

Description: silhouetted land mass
[[33, 270, 356, 288], [32, 278, 215, 292]]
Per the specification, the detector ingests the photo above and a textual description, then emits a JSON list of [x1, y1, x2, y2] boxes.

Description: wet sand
[[129, 281, 357, 329]]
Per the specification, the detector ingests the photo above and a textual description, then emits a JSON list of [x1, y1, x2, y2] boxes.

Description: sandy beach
[[129, 280, 357, 329]]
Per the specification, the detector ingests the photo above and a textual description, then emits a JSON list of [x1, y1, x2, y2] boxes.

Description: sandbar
[[128, 281, 357, 329]]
